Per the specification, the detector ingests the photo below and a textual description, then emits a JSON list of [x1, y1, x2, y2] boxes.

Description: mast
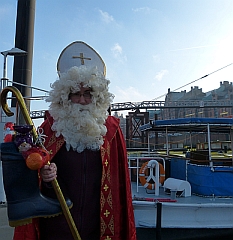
[[12, 0, 36, 124]]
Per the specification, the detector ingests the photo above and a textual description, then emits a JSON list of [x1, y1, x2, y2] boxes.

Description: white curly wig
[[46, 65, 114, 152], [46, 65, 113, 110]]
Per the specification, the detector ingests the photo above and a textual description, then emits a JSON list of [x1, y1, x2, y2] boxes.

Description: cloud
[[99, 9, 114, 23], [0, 4, 12, 21], [169, 44, 218, 52], [111, 43, 122, 57], [111, 43, 127, 63], [154, 70, 168, 81], [132, 7, 152, 14], [114, 86, 145, 103]]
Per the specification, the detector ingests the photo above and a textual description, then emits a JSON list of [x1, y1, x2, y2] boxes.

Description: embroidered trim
[[100, 140, 114, 237]]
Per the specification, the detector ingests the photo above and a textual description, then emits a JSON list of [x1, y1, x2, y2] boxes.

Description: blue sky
[[1, 0, 233, 125]]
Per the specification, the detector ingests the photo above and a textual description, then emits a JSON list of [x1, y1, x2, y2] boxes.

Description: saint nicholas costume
[[13, 41, 136, 240]]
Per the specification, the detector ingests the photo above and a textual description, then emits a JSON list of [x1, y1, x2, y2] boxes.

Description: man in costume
[[13, 41, 136, 240]]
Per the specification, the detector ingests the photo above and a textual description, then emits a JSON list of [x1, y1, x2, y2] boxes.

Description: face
[[69, 85, 92, 105]]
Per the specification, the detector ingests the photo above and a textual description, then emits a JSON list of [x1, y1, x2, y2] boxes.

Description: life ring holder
[[139, 160, 165, 190]]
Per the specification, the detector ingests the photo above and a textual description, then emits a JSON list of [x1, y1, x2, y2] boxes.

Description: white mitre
[[46, 41, 114, 111]]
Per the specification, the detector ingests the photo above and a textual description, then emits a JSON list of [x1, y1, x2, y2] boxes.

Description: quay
[[0, 204, 14, 240], [1, 203, 233, 240]]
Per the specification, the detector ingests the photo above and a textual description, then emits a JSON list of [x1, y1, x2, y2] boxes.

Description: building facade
[[161, 81, 233, 120]]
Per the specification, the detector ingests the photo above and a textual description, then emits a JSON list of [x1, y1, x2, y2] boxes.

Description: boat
[[130, 118, 233, 239]]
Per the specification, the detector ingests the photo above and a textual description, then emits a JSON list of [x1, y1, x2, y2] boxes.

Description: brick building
[[161, 81, 233, 120]]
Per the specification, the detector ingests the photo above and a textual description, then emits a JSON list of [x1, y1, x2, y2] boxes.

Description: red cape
[[14, 116, 136, 240]]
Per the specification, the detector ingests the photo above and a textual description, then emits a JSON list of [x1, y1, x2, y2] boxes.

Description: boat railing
[[128, 156, 165, 196]]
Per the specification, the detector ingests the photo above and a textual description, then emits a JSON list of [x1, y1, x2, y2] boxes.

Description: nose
[[78, 95, 87, 105]]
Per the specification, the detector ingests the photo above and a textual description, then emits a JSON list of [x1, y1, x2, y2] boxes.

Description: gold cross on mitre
[[57, 41, 106, 76], [72, 53, 91, 65]]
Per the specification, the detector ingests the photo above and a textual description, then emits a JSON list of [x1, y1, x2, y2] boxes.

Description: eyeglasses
[[69, 91, 92, 99]]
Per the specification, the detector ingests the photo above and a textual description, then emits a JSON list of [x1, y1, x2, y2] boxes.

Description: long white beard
[[49, 103, 108, 153]]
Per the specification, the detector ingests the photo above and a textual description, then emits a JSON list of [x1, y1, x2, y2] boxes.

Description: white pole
[[148, 132, 150, 154], [207, 123, 213, 168], [166, 127, 169, 155], [1, 54, 7, 90]]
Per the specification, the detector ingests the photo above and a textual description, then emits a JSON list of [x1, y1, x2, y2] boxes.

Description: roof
[[139, 118, 233, 133]]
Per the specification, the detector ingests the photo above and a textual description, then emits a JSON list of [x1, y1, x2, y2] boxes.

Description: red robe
[[13, 116, 136, 240]]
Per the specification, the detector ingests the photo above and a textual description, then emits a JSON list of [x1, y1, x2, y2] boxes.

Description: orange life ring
[[139, 161, 165, 190]]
